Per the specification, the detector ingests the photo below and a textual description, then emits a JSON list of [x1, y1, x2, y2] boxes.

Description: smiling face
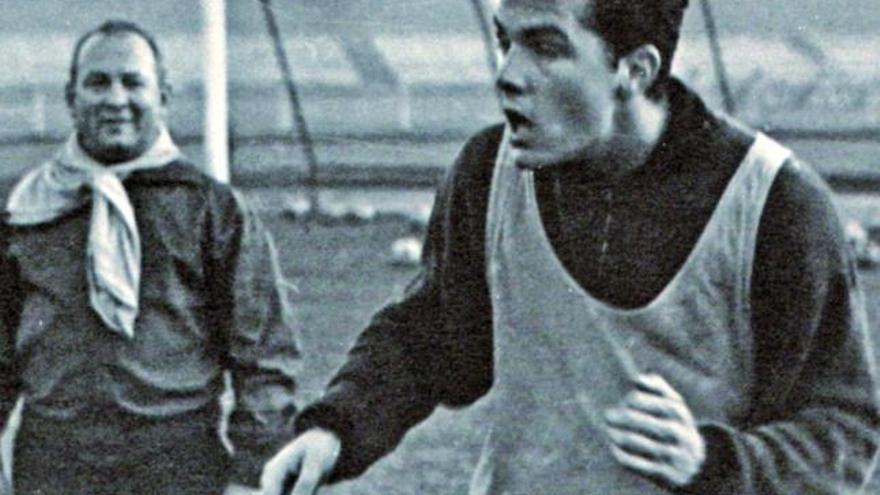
[[494, 0, 621, 169], [68, 32, 167, 164]]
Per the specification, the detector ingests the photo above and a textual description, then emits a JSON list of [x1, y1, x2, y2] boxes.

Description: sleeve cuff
[[294, 402, 358, 483], [678, 422, 740, 494]]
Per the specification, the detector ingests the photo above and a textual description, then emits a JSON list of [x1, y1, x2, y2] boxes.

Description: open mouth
[[503, 108, 531, 133], [98, 121, 133, 131]]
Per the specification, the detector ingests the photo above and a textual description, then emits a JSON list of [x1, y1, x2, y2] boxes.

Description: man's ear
[[160, 81, 173, 106], [64, 82, 75, 108], [615, 44, 662, 99]]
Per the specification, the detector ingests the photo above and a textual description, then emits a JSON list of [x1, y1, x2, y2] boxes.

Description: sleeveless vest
[[470, 132, 791, 494]]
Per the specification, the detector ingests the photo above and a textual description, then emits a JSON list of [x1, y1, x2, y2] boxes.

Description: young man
[[0, 20, 299, 494], [261, 1, 880, 494]]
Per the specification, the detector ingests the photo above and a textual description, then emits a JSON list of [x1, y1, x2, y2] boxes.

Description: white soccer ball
[[389, 236, 423, 266], [350, 204, 377, 222]]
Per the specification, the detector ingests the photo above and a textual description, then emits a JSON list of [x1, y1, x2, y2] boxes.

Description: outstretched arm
[[261, 125, 504, 493]]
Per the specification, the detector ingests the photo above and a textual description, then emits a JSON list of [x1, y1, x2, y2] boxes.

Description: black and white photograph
[[0, 1, 879, 493]]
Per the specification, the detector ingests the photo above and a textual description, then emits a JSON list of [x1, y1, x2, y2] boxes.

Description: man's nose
[[103, 81, 128, 106], [495, 48, 527, 97]]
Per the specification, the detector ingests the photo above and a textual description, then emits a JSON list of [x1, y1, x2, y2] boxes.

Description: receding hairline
[[74, 31, 159, 74], [68, 22, 168, 91]]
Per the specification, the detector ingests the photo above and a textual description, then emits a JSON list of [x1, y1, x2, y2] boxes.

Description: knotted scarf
[[6, 130, 182, 338]]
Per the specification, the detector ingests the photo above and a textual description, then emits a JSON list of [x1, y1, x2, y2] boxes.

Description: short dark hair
[[66, 19, 168, 105], [581, 0, 689, 98]]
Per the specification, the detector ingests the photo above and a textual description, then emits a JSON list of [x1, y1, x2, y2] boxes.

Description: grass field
[[259, 207, 880, 494]]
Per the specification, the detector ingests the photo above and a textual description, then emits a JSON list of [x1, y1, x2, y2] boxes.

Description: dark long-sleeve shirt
[[0, 160, 299, 486], [296, 80, 880, 493]]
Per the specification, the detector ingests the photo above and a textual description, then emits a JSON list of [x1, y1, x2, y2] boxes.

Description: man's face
[[494, 0, 620, 169], [68, 32, 166, 164]]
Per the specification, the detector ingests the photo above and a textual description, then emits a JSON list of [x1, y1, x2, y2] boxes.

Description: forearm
[[685, 330, 879, 494], [294, 372, 439, 482], [701, 292, 879, 494], [290, 125, 500, 482], [225, 262, 299, 487], [291, 235, 493, 481], [292, 290, 469, 482], [212, 190, 302, 486], [683, 159, 880, 493], [685, 404, 879, 494], [225, 279, 300, 487]]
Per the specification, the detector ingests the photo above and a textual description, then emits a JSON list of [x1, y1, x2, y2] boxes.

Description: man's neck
[[602, 94, 670, 180]]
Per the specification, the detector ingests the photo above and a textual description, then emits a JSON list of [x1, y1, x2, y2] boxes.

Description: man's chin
[[511, 147, 569, 171], [88, 143, 144, 164]]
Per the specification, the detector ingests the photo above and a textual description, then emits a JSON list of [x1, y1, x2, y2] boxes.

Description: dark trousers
[[13, 407, 231, 495]]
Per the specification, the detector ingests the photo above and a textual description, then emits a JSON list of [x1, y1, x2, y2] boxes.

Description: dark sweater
[[297, 80, 880, 493], [0, 160, 300, 487]]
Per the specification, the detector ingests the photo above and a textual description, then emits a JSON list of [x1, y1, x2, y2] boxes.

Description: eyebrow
[[79, 68, 151, 86], [493, 17, 567, 40], [82, 68, 146, 76], [520, 25, 567, 40]]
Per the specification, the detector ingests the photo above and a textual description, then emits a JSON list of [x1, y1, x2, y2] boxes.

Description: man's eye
[[122, 77, 145, 89], [531, 39, 567, 58], [83, 75, 109, 88]]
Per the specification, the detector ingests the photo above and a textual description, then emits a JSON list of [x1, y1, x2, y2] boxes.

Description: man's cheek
[[559, 72, 611, 117]]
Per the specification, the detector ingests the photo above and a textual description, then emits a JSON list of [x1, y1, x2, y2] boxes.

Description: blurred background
[[0, 1, 879, 493], [1, 0, 879, 194]]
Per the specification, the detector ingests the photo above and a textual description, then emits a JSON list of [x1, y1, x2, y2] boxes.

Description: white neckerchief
[[6, 129, 182, 338]]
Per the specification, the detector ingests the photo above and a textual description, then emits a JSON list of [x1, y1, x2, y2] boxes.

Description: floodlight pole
[[260, 0, 321, 214], [202, 0, 231, 183], [469, 0, 497, 76], [699, 0, 736, 115]]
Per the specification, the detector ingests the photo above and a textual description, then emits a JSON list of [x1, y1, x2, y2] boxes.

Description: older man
[[261, 1, 880, 494], [0, 20, 298, 494]]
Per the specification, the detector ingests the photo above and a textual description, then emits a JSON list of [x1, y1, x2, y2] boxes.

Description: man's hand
[[259, 428, 341, 495], [604, 373, 706, 487]]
